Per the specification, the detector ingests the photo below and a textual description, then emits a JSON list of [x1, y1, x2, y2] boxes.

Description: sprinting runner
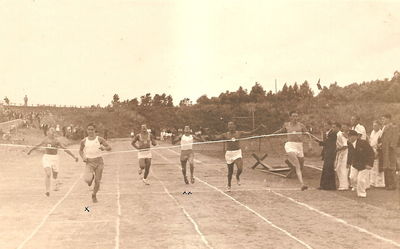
[[131, 124, 157, 185], [213, 121, 265, 192], [274, 111, 310, 191], [172, 125, 203, 184], [28, 127, 78, 197], [79, 123, 111, 203]]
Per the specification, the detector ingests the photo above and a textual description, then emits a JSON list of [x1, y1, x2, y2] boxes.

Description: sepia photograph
[[1, 0, 400, 248]]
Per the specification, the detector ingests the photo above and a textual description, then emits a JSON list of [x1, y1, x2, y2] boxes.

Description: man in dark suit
[[348, 130, 375, 197], [380, 114, 399, 190], [314, 122, 339, 190]]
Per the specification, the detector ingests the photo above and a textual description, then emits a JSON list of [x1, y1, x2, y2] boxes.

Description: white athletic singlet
[[181, 135, 193, 151], [84, 136, 102, 159]]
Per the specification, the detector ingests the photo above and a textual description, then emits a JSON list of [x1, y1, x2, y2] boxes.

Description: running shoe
[[138, 168, 143, 175], [92, 194, 98, 203], [184, 177, 189, 184], [142, 178, 150, 185], [236, 178, 241, 186], [190, 177, 195, 184], [225, 186, 231, 192], [301, 185, 308, 191]]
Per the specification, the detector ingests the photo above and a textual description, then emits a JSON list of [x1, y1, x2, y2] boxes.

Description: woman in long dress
[[315, 122, 339, 190]]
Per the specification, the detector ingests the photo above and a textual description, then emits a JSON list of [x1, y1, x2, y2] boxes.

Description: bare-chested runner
[[213, 121, 265, 192], [131, 124, 157, 185], [274, 111, 310, 190]]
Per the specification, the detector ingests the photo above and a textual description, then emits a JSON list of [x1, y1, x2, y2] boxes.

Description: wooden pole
[[252, 109, 255, 130]]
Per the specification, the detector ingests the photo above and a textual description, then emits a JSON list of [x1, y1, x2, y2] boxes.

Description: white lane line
[[195, 177, 313, 249], [74, 188, 302, 196], [152, 172, 214, 249], [154, 150, 170, 162], [271, 191, 400, 248], [115, 165, 121, 249], [48, 219, 112, 224], [17, 174, 83, 249], [168, 147, 400, 247], [160, 149, 313, 249]]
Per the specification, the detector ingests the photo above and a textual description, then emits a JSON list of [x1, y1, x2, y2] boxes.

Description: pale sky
[[1, 0, 399, 106]]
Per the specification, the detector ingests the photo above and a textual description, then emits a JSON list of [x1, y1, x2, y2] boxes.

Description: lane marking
[[156, 149, 313, 249], [271, 191, 400, 248], [151, 168, 213, 249], [115, 164, 121, 249], [17, 174, 83, 249], [68, 188, 303, 196], [48, 219, 112, 224], [169, 146, 400, 248]]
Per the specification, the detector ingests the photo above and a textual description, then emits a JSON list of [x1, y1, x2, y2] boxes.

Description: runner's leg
[[189, 155, 195, 184], [235, 158, 243, 185], [139, 158, 145, 176], [93, 163, 103, 196], [52, 168, 60, 191], [298, 157, 305, 172], [287, 152, 307, 190], [227, 163, 234, 187], [144, 158, 151, 179], [44, 168, 51, 196], [83, 164, 94, 186], [180, 159, 189, 184]]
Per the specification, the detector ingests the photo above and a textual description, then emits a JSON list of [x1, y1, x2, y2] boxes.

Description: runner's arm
[[59, 143, 79, 162], [172, 134, 182, 145], [79, 139, 87, 162], [273, 125, 286, 134], [131, 135, 139, 150], [27, 140, 45, 155], [193, 134, 205, 142], [241, 124, 266, 136], [151, 134, 157, 146], [210, 132, 226, 141], [99, 137, 112, 151]]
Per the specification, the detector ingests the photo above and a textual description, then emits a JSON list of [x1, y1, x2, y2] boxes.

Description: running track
[[1, 139, 400, 249]]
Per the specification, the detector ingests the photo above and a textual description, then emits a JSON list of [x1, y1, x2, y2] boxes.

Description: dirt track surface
[[1, 139, 400, 249]]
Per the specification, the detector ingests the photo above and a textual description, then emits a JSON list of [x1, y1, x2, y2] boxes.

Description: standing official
[[380, 114, 399, 190], [348, 130, 375, 198]]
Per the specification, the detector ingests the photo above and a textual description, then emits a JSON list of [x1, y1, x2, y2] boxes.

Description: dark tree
[[140, 93, 152, 107], [249, 82, 266, 102], [165, 95, 174, 107]]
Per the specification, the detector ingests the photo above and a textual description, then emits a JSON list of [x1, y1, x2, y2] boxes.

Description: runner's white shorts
[[42, 154, 59, 172], [225, 149, 242, 164], [138, 150, 152, 159], [180, 149, 194, 163], [284, 142, 304, 157]]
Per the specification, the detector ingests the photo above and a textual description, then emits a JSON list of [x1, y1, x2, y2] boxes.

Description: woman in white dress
[[369, 120, 385, 188]]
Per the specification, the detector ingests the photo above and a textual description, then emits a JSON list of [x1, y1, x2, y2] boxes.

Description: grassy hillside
[[5, 74, 400, 138]]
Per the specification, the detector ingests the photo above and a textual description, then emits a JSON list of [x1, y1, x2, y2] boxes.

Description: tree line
[[108, 72, 400, 135]]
